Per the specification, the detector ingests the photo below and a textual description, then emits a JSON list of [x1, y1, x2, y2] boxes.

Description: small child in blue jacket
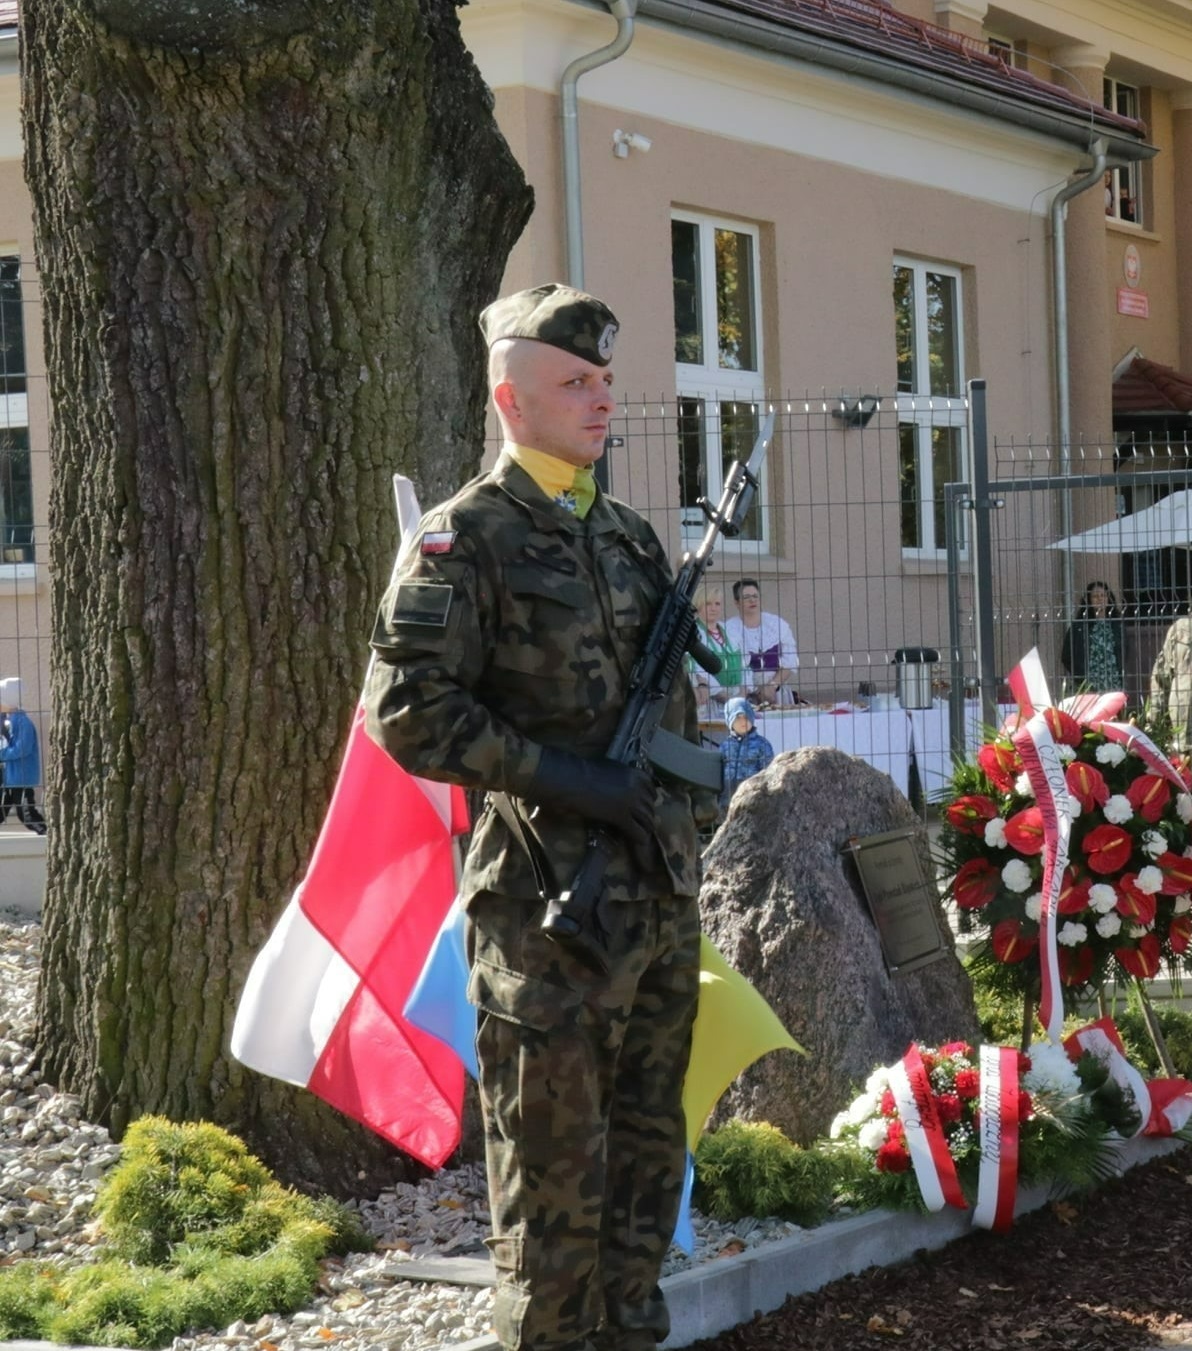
[[719, 696, 774, 809]]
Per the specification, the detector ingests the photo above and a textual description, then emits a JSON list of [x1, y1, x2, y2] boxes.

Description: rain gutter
[[561, 0, 638, 290], [635, 0, 1156, 168], [1050, 142, 1107, 626]]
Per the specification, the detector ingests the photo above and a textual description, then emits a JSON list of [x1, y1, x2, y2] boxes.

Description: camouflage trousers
[[466, 889, 700, 1351]]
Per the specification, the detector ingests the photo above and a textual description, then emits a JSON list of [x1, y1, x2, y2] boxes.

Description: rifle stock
[[541, 410, 776, 972]]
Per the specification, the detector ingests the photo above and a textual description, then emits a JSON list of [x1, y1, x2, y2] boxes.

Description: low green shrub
[[0, 1117, 371, 1347], [693, 1119, 838, 1227]]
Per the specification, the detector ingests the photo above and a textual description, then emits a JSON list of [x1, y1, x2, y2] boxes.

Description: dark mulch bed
[[690, 1146, 1192, 1350]]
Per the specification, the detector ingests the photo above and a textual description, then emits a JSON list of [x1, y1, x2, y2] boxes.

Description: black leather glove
[[529, 747, 656, 864]]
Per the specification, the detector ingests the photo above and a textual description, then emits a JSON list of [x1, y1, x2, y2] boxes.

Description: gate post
[[968, 379, 1000, 731]]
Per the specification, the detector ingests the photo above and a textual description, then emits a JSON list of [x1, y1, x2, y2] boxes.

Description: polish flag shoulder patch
[[421, 531, 456, 556]]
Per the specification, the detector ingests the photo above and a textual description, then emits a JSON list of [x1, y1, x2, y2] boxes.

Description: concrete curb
[[7, 1137, 1185, 1351]]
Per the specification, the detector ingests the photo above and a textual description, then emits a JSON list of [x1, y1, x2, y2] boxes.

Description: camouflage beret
[[479, 283, 619, 366]]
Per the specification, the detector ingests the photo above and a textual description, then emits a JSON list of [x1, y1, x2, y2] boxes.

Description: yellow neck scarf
[[506, 443, 597, 520]]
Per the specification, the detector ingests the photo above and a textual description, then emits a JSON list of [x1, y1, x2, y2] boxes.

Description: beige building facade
[[1, 0, 1192, 809]]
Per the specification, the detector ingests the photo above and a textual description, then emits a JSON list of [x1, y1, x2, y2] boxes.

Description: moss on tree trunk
[[23, 0, 532, 1194]]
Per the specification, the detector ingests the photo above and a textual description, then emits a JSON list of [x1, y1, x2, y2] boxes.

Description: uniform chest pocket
[[597, 545, 656, 631], [494, 562, 592, 679]]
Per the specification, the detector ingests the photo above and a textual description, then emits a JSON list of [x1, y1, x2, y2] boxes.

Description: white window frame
[[1104, 78, 1142, 227], [893, 257, 967, 560], [672, 211, 768, 550]]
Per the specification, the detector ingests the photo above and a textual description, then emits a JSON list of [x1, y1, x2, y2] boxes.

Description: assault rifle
[[541, 410, 776, 972]]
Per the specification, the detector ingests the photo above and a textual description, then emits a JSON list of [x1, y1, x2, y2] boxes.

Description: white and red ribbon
[[972, 1045, 1020, 1232], [888, 1045, 967, 1212], [1064, 1016, 1192, 1138]]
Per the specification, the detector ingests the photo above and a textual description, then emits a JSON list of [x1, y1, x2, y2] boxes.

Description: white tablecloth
[[756, 707, 914, 797]]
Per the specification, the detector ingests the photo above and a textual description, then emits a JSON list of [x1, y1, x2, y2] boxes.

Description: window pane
[[714, 229, 756, 371], [899, 422, 919, 548], [0, 425, 32, 560], [930, 425, 962, 548], [720, 403, 762, 540], [677, 396, 705, 516], [672, 221, 703, 365], [893, 265, 915, 394], [0, 258, 25, 396], [926, 272, 960, 397]]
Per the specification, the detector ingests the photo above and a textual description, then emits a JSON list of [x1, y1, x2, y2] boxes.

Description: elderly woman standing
[[687, 582, 743, 712]]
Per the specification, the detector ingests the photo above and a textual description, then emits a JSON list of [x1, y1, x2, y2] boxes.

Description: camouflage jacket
[[365, 453, 705, 902], [1151, 616, 1192, 750]]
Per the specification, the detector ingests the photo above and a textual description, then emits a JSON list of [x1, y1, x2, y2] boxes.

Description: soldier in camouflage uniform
[[364, 284, 708, 1351], [1150, 616, 1192, 749]]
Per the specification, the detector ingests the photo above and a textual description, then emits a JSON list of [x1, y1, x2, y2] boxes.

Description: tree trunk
[[23, 0, 532, 1195]]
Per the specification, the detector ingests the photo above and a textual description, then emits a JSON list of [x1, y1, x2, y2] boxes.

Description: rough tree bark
[[22, 0, 532, 1195]]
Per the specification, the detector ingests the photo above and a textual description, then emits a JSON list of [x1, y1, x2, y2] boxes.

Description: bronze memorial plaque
[[844, 828, 947, 975]]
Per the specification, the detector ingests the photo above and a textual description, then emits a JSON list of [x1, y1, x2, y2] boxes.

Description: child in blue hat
[[719, 696, 774, 809]]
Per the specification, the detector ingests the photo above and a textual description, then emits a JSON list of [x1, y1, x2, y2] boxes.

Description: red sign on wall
[[1117, 287, 1150, 318]]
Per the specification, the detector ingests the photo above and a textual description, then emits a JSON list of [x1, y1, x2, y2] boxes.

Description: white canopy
[[1050, 489, 1192, 553]]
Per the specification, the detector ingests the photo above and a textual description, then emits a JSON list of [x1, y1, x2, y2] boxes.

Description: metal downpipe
[[1050, 140, 1106, 623], [561, 0, 638, 290]]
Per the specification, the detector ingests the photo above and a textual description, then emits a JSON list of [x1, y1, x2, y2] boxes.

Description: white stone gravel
[[0, 908, 803, 1349]]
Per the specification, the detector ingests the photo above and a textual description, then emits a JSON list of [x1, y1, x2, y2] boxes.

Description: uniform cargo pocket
[[467, 956, 581, 1032]]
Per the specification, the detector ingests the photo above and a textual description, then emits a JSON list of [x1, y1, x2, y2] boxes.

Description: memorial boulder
[[701, 745, 980, 1145]]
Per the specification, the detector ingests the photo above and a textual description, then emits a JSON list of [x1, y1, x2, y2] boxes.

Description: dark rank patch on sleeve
[[421, 531, 457, 556], [390, 581, 453, 628]]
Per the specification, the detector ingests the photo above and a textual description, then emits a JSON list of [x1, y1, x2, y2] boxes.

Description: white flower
[[1103, 794, 1133, 825], [846, 1092, 879, 1125], [1024, 893, 1043, 922], [1056, 743, 1078, 763], [1096, 912, 1123, 938], [1066, 794, 1083, 820], [1002, 859, 1033, 893], [829, 1110, 848, 1139], [1023, 1043, 1081, 1096], [864, 1066, 891, 1097], [1137, 866, 1163, 895], [1096, 742, 1126, 767], [1015, 773, 1034, 798], [984, 817, 1008, 848], [1128, 924, 1150, 938], [1176, 894, 1192, 915], [1143, 830, 1167, 860], [1178, 793, 1192, 824], [1088, 883, 1118, 914], [1057, 921, 1088, 946], [858, 1119, 888, 1151]]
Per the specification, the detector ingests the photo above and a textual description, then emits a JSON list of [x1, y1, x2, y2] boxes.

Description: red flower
[[945, 794, 999, 836], [1170, 916, 1192, 955], [977, 742, 1022, 792], [1004, 806, 1045, 856], [1017, 1090, 1035, 1122], [954, 1068, 980, 1099], [936, 1093, 963, 1124], [1116, 932, 1162, 979], [879, 1089, 897, 1116], [886, 1118, 905, 1141], [1116, 874, 1158, 927], [1081, 823, 1133, 875], [940, 1041, 974, 1057], [1017, 1052, 1032, 1074], [1157, 852, 1192, 897], [1066, 761, 1109, 813], [1057, 870, 1092, 916], [954, 858, 1000, 910], [876, 1140, 911, 1173], [1042, 707, 1083, 748], [1059, 944, 1094, 986], [1126, 774, 1172, 824], [992, 918, 1038, 964]]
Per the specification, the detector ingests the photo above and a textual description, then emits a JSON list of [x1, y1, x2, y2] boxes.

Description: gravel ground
[[0, 909, 802, 1350]]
